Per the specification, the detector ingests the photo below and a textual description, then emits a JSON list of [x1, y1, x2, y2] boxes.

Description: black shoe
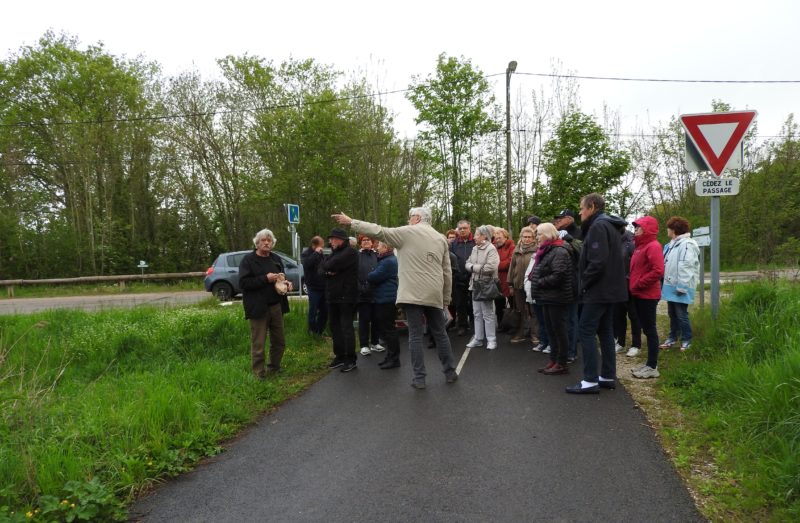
[[565, 382, 599, 394], [380, 360, 401, 369], [340, 361, 357, 373], [328, 358, 344, 369], [410, 381, 426, 389], [446, 371, 459, 383], [599, 380, 616, 390], [378, 358, 389, 366]]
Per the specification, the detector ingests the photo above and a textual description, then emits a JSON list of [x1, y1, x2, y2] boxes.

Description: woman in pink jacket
[[628, 216, 665, 379]]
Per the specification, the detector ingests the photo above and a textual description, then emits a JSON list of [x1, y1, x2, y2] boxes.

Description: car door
[[225, 252, 247, 294]]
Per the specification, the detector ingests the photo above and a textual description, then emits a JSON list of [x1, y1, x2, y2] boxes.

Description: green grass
[[656, 280, 800, 521], [0, 300, 329, 522], [0, 279, 203, 299]]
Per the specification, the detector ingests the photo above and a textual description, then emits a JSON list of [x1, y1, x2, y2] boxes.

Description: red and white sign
[[680, 111, 757, 176]]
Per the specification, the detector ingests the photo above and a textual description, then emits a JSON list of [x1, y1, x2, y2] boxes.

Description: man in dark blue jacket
[[450, 220, 475, 336], [323, 228, 359, 373], [566, 193, 628, 394]]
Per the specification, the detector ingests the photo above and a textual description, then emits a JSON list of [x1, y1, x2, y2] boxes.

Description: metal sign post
[[693, 227, 710, 311], [710, 197, 720, 318], [284, 203, 302, 296]]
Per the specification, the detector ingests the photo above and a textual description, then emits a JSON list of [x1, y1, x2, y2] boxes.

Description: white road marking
[[455, 346, 471, 375]]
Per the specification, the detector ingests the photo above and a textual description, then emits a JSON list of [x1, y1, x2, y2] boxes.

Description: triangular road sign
[[680, 111, 757, 176]]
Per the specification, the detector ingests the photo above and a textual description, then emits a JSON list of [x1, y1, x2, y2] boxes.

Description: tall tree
[[407, 53, 497, 222]]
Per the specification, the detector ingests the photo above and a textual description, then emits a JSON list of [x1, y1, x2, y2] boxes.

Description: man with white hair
[[332, 207, 458, 389], [239, 228, 292, 379]]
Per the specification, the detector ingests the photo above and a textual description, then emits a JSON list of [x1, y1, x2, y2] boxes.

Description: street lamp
[[506, 60, 517, 233]]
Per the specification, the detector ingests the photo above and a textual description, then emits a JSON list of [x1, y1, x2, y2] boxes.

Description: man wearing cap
[[323, 228, 360, 373], [553, 209, 582, 240], [332, 207, 458, 389]]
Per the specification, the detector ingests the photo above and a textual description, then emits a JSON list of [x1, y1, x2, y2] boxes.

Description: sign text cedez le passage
[[700, 178, 735, 193]]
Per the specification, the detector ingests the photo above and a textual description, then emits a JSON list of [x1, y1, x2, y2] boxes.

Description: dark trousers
[[329, 302, 356, 363], [579, 302, 617, 382], [565, 302, 579, 360], [453, 282, 473, 328], [494, 296, 508, 327], [633, 298, 660, 368], [357, 302, 379, 347], [307, 288, 328, 334], [532, 303, 549, 347], [375, 302, 400, 363], [248, 303, 285, 376], [543, 303, 570, 365], [613, 296, 642, 348], [404, 304, 456, 383]]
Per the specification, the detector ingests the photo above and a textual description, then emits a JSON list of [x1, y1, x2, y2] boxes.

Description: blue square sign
[[287, 204, 300, 224]]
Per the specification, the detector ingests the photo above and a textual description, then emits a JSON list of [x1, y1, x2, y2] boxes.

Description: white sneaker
[[466, 338, 485, 348], [531, 343, 545, 352], [360, 346, 372, 356], [632, 365, 660, 379], [614, 342, 625, 354], [626, 347, 640, 357], [631, 364, 649, 374], [542, 346, 551, 354], [486, 341, 497, 350], [371, 343, 386, 352]]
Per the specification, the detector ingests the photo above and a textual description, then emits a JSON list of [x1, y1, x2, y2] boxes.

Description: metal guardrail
[[0, 272, 206, 298]]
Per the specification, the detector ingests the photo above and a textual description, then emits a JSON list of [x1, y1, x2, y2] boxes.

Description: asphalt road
[[0, 291, 210, 315], [130, 332, 702, 523]]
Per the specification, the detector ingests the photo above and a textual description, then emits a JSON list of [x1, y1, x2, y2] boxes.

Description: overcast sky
[[3, 0, 798, 141]]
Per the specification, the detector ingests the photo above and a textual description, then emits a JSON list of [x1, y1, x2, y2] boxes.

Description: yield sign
[[680, 111, 757, 176]]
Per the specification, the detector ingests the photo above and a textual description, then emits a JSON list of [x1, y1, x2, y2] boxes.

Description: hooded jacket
[[628, 216, 664, 300], [662, 233, 700, 304], [578, 212, 628, 304]]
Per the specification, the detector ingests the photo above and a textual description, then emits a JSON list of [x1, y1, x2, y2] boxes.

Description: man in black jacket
[[239, 228, 291, 379], [450, 220, 475, 335], [553, 209, 583, 241], [566, 193, 628, 394], [301, 236, 327, 335], [323, 228, 359, 372]]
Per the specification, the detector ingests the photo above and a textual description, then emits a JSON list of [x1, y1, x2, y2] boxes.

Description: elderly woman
[[508, 226, 538, 343], [239, 228, 292, 379], [629, 216, 665, 379], [660, 216, 700, 351], [493, 227, 516, 331], [531, 223, 574, 374], [367, 241, 400, 369], [466, 225, 500, 350]]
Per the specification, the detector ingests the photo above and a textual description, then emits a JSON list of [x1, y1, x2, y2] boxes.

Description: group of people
[[239, 193, 701, 394]]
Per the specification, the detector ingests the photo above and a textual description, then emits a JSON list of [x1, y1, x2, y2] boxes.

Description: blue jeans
[[403, 304, 456, 384], [579, 302, 617, 382], [667, 301, 692, 343], [307, 288, 328, 334]]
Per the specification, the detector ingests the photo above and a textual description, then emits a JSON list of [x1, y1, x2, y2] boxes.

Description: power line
[[516, 72, 800, 84]]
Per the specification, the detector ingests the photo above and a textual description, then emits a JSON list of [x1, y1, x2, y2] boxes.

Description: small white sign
[[695, 235, 711, 247], [695, 177, 740, 197], [693, 226, 710, 237]]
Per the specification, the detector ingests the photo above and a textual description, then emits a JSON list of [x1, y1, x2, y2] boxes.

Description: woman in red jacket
[[493, 227, 516, 331], [628, 216, 665, 379]]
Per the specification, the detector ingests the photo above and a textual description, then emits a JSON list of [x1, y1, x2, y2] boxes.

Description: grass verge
[[0, 280, 203, 300], [0, 300, 329, 522], [621, 281, 800, 522]]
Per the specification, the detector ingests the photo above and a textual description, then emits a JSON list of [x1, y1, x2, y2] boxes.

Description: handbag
[[472, 278, 502, 301]]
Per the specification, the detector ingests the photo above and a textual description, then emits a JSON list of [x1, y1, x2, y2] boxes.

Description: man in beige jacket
[[332, 207, 458, 389]]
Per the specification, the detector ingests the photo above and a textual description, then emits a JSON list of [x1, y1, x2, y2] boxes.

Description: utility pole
[[505, 60, 517, 233]]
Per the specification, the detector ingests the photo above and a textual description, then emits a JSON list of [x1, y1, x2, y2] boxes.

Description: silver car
[[204, 250, 305, 300]]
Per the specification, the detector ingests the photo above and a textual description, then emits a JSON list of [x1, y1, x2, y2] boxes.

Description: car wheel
[[301, 278, 308, 295], [212, 282, 234, 301]]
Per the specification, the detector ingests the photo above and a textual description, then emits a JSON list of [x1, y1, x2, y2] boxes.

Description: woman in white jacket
[[466, 225, 500, 349], [660, 216, 700, 351]]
